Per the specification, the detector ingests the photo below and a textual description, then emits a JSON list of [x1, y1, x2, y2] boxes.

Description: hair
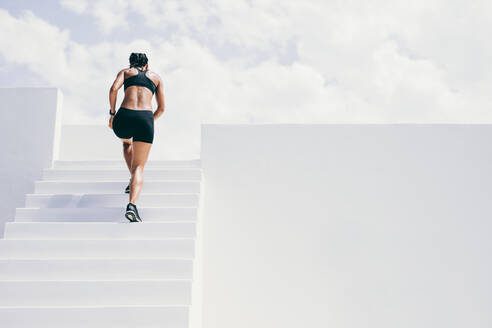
[[129, 52, 148, 68]]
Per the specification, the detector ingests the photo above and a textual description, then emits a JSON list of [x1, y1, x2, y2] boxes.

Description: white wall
[[200, 124, 492, 328], [0, 87, 62, 235], [59, 125, 123, 160], [59, 122, 199, 161]]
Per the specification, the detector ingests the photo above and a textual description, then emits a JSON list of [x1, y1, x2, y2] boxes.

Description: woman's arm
[[109, 69, 125, 113], [154, 75, 165, 121]]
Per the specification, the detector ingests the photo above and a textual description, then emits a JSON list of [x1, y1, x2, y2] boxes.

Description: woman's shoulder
[[146, 70, 162, 86], [121, 67, 136, 75], [118, 67, 161, 86], [145, 69, 160, 78]]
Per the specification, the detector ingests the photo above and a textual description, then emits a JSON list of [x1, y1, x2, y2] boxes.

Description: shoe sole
[[125, 210, 137, 222], [125, 209, 142, 223]]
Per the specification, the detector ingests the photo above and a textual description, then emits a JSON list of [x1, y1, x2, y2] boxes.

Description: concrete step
[[0, 258, 193, 280], [15, 207, 197, 222], [0, 239, 195, 258], [24, 193, 199, 208], [0, 305, 189, 328], [4, 222, 196, 240], [0, 279, 191, 306], [53, 159, 201, 169], [43, 168, 201, 181], [34, 180, 201, 194]]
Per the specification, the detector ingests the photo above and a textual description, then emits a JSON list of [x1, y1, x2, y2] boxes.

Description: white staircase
[[0, 160, 203, 328]]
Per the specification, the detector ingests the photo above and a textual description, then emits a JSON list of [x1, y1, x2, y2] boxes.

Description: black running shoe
[[125, 202, 142, 222], [124, 178, 130, 194]]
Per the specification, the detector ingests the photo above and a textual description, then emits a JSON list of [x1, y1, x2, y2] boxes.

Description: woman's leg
[[121, 138, 133, 171], [129, 141, 152, 204]]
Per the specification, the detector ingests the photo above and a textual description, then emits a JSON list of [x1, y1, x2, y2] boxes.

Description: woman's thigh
[[131, 141, 152, 169]]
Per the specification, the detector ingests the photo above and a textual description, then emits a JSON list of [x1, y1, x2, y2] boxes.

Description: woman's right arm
[[109, 69, 125, 114]]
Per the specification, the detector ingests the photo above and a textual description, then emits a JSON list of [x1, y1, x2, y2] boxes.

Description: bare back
[[110, 67, 165, 112], [121, 68, 159, 110]]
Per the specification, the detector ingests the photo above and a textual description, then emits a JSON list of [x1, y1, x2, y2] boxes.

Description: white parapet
[[200, 124, 492, 328], [0, 87, 63, 235]]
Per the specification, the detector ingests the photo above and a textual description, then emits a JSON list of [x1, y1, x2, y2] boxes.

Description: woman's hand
[[108, 116, 113, 129]]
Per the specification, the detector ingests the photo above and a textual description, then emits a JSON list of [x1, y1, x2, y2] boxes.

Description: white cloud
[[61, 0, 128, 34], [60, 0, 88, 14], [92, 0, 129, 34], [0, 9, 70, 79], [0, 1, 491, 157]]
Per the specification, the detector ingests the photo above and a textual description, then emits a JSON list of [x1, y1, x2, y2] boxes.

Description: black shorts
[[112, 107, 154, 144]]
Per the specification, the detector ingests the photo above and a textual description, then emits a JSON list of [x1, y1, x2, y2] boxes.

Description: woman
[[108, 52, 165, 222]]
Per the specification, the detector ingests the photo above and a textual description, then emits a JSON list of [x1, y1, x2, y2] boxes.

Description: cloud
[[60, 0, 88, 14], [0, 1, 491, 157], [54, 0, 492, 118], [61, 0, 128, 34], [0, 9, 70, 78], [92, 0, 129, 35]]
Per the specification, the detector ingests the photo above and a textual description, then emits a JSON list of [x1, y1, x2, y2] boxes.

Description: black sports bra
[[123, 67, 157, 94]]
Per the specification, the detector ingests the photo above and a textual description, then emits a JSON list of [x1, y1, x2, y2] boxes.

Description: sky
[[0, 0, 491, 157]]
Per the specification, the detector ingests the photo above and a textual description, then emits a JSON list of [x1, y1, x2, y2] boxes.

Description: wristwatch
[[109, 108, 116, 116]]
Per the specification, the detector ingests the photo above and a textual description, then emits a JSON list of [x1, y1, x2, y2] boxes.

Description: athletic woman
[[108, 52, 165, 222]]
